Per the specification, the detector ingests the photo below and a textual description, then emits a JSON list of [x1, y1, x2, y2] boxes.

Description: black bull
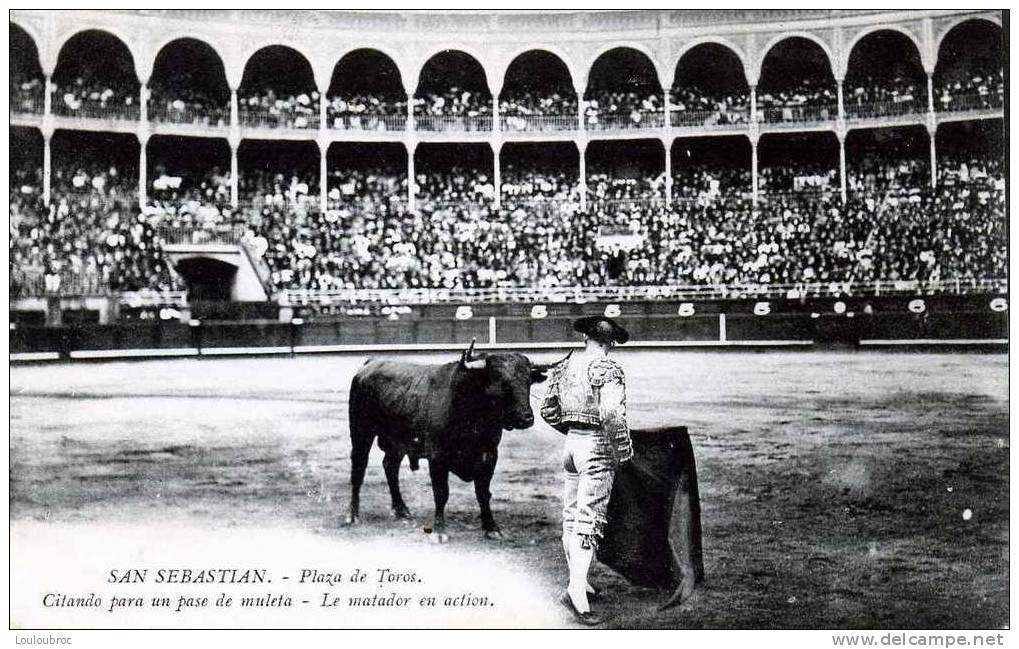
[[346, 350, 703, 608]]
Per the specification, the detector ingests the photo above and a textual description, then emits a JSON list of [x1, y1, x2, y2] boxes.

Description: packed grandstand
[[8, 10, 1006, 303]]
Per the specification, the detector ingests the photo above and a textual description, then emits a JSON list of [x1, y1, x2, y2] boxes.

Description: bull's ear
[[530, 367, 548, 383], [462, 358, 487, 370]]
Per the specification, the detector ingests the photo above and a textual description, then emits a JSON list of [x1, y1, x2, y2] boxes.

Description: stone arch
[[935, 15, 1003, 60], [499, 48, 576, 100], [842, 24, 925, 78], [327, 47, 406, 97], [496, 45, 578, 96], [413, 45, 492, 95], [149, 37, 231, 105], [586, 41, 664, 92], [668, 36, 748, 89], [238, 41, 319, 93], [752, 31, 835, 86], [52, 28, 139, 85]]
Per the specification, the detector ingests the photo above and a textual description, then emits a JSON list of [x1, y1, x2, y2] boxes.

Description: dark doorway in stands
[[175, 256, 237, 301]]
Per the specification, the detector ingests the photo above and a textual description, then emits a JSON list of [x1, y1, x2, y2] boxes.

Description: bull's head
[[458, 339, 564, 430]]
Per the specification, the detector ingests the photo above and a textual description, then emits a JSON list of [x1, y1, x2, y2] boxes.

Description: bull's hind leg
[[383, 452, 412, 520], [347, 428, 374, 525], [475, 452, 503, 539], [427, 461, 450, 543]]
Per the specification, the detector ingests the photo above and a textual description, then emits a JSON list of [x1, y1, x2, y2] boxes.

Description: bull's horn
[[460, 338, 478, 365], [462, 338, 477, 362]]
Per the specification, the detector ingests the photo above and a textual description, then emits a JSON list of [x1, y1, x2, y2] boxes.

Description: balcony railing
[[238, 106, 319, 130], [52, 98, 140, 122], [414, 114, 493, 132], [119, 290, 188, 308], [671, 107, 750, 128], [845, 98, 926, 120], [326, 197, 408, 214], [585, 111, 666, 131], [149, 103, 230, 128], [588, 198, 666, 213], [936, 92, 1005, 113], [9, 270, 112, 298], [278, 277, 1009, 307], [327, 113, 406, 132], [502, 198, 580, 217], [418, 199, 493, 213], [760, 103, 837, 125], [237, 196, 322, 214], [500, 114, 577, 133]]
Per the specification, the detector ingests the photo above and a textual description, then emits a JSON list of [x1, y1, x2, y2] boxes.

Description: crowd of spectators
[[239, 88, 319, 128], [500, 92, 579, 131], [414, 89, 492, 130], [584, 91, 663, 129], [670, 86, 750, 126], [936, 69, 1005, 111], [845, 75, 924, 117], [145, 166, 234, 228], [148, 84, 229, 126], [10, 151, 1006, 296], [11, 73, 44, 113], [22, 68, 1005, 133], [326, 168, 407, 213], [52, 74, 138, 119], [760, 164, 838, 194], [757, 80, 838, 122], [10, 162, 179, 295], [326, 95, 407, 130]]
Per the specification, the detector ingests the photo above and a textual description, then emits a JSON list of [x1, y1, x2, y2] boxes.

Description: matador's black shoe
[[559, 591, 603, 626]]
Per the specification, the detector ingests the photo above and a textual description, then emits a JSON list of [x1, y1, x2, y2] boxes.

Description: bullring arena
[[8, 9, 1008, 630]]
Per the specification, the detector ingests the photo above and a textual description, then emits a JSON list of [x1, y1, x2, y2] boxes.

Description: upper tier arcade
[[10, 9, 1004, 209]]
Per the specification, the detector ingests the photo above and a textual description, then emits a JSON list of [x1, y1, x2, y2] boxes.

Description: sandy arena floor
[[9, 350, 1009, 628]]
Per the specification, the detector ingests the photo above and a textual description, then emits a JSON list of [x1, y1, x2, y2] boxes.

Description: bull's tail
[[347, 373, 375, 523]]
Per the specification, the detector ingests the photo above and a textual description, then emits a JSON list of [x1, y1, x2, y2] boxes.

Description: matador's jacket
[[557, 353, 633, 462]]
